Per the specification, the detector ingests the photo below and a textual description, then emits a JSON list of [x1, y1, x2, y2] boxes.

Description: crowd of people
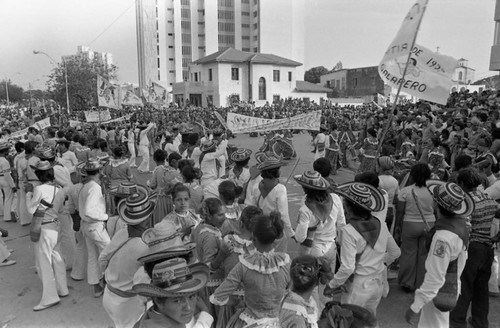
[[0, 88, 499, 328]]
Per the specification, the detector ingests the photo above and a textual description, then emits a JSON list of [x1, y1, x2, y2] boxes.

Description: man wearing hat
[[99, 191, 155, 328], [405, 181, 473, 327], [132, 258, 213, 328], [78, 158, 111, 297], [325, 182, 400, 316]]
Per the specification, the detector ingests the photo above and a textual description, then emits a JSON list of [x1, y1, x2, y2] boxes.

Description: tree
[[47, 56, 118, 111], [0, 80, 25, 103], [304, 66, 328, 84]]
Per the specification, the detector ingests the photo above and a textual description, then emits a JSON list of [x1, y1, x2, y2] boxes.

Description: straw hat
[[200, 140, 217, 152], [427, 180, 474, 217], [110, 182, 148, 198], [132, 258, 209, 298], [257, 154, 285, 171], [377, 156, 394, 171], [294, 171, 330, 190], [230, 148, 252, 162], [117, 192, 155, 225], [77, 158, 102, 173], [138, 220, 196, 263], [30, 160, 53, 171], [36, 146, 56, 160], [0, 140, 10, 151], [335, 182, 385, 212]]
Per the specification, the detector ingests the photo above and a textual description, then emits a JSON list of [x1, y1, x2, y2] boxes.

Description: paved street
[[0, 133, 499, 328]]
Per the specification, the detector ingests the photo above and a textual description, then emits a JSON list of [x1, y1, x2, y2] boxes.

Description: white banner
[[9, 117, 51, 139], [97, 74, 121, 109], [85, 110, 112, 123], [227, 111, 321, 134], [121, 90, 143, 106], [102, 114, 131, 125], [379, 44, 458, 105], [69, 120, 82, 127]]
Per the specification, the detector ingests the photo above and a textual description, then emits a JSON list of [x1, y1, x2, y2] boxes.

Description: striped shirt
[[469, 190, 499, 245]]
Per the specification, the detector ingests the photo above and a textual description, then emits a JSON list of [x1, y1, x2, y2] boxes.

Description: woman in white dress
[[137, 123, 156, 173], [127, 126, 137, 168]]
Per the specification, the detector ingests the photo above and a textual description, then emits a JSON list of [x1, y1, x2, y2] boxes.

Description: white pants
[[71, 228, 87, 281], [137, 145, 150, 172], [301, 241, 337, 313], [103, 286, 145, 328], [128, 143, 136, 167], [34, 225, 68, 306], [418, 301, 449, 328], [17, 184, 32, 226], [57, 210, 76, 271], [341, 273, 384, 316], [0, 179, 13, 222], [0, 238, 11, 262], [489, 247, 499, 293], [82, 221, 110, 285], [218, 155, 226, 178]]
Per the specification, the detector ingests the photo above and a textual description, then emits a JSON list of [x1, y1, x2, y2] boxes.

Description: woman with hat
[[228, 148, 252, 188], [405, 181, 473, 328], [247, 154, 294, 251], [0, 140, 16, 222], [25, 160, 69, 311], [325, 182, 400, 316], [396, 163, 436, 292], [198, 140, 225, 187], [132, 258, 213, 328], [99, 191, 155, 328], [293, 171, 345, 311], [78, 158, 111, 298]]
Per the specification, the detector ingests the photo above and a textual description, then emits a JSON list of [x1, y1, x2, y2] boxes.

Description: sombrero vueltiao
[[335, 182, 385, 212], [294, 171, 330, 191], [138, 220, 196, 263], [257, 154, 285, 171], [132, 258, 209, 298], [117, 192, 155, 225], [230, 148, 252, 163], [110, 182, 148, 198], [427, 180, 474, 217]]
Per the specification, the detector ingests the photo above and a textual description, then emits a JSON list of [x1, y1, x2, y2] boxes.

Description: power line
[[87, 0, 136, 47]]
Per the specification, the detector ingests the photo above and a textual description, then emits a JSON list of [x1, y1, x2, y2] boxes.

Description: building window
[[242, 0, 249, 3], [168, 45, 173, 48], [336, 80, 340, 89], [253, 0, 258, 5], [341, 77, 346, 89], [458, 71, 463, 81], [241, 23, 250, 28], [157, 58, 160, 68], [198, 46, 205, 49], [242, 11, 250, 16], [199, 34, 205, 37], [253, 47, 258, 52], [242, 36, 250, 40], [169, 58, 174, 61], [242, 47, 250, 51], [218, 0, 234, 7], [273, 70, 280, 82], [194, 73, 198, 82], [288, 71, 292, 82], [169, 70, 175, 73], [353, 78, 358, 87], [253, 23, 258, 29], [253, 35, 258, 41], [258, 77, 266, 100], [209, 69, 213, 81], [168, 33, 173, 36], [231, 67, 239, 80]]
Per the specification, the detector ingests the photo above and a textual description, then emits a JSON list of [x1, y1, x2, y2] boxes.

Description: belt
[[106, 284, 136, 298], [41, 219, 58, 225]]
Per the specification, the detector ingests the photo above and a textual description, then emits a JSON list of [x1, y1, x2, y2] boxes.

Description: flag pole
[[377, 2, 428, 155]]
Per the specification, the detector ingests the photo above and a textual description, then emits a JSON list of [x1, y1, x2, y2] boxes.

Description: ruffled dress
[[279, 290, 319, 328], [359, 137, 378, 173], [220, 203, 245, 236], [216, 234, 256, 328], [149, 165, 182, 225], [210, 250, 291, 328], [158, 210, 200, 241]]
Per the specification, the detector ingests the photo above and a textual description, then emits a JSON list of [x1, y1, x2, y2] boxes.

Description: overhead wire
[[87, 0, 136, 47]]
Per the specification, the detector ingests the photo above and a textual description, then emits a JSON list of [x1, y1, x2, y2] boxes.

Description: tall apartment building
[[63, 46, 113, 68], [490, 0, 500, 70], [135, 0, 305, 92]]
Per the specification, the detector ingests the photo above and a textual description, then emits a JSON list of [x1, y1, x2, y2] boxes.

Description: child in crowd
[[210, 211, 290, 328], [158, 183, 199, 239], [219, 180, 245, 236]]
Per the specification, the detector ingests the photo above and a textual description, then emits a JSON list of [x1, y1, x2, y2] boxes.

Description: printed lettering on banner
[[214, 111, 228, 129], [227, 111, 321, 134], [121, 90, 143, 106], [85, 110, 112, 123]]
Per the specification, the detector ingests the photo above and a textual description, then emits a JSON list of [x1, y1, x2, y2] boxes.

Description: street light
[[33, 50, 70, 113]]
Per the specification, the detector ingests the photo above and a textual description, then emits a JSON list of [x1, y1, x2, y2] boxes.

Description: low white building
[[172, 48, 331, 107]]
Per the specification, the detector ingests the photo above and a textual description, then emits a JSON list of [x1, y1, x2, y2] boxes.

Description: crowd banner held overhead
[[142, 88, 151, 104], [101, 114, 132, 125], [379, 43, 458, 105], [9, 117, 51, 139], [151, 82, 167, 106], [227, 111, 321, 134], [121, 90, 143, 106], [85, 110, 112, 123], [69, 120, 82, 128], [97, 74, 121, 109]]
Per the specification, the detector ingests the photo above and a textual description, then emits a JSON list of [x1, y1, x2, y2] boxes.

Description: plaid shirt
[[469, 190, 499, 246]]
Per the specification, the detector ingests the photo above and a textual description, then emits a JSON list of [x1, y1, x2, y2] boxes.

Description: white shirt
[[59, 150, 78, 173], [410, 230, 467, 313], [329, 221, 400, 288], [378, 174, 399, 204], [485, 180, 500, 200], [78, 180, 108, 222]]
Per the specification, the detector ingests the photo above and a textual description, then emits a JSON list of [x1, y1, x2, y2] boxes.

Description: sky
[[0, 0, 497, 90]]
